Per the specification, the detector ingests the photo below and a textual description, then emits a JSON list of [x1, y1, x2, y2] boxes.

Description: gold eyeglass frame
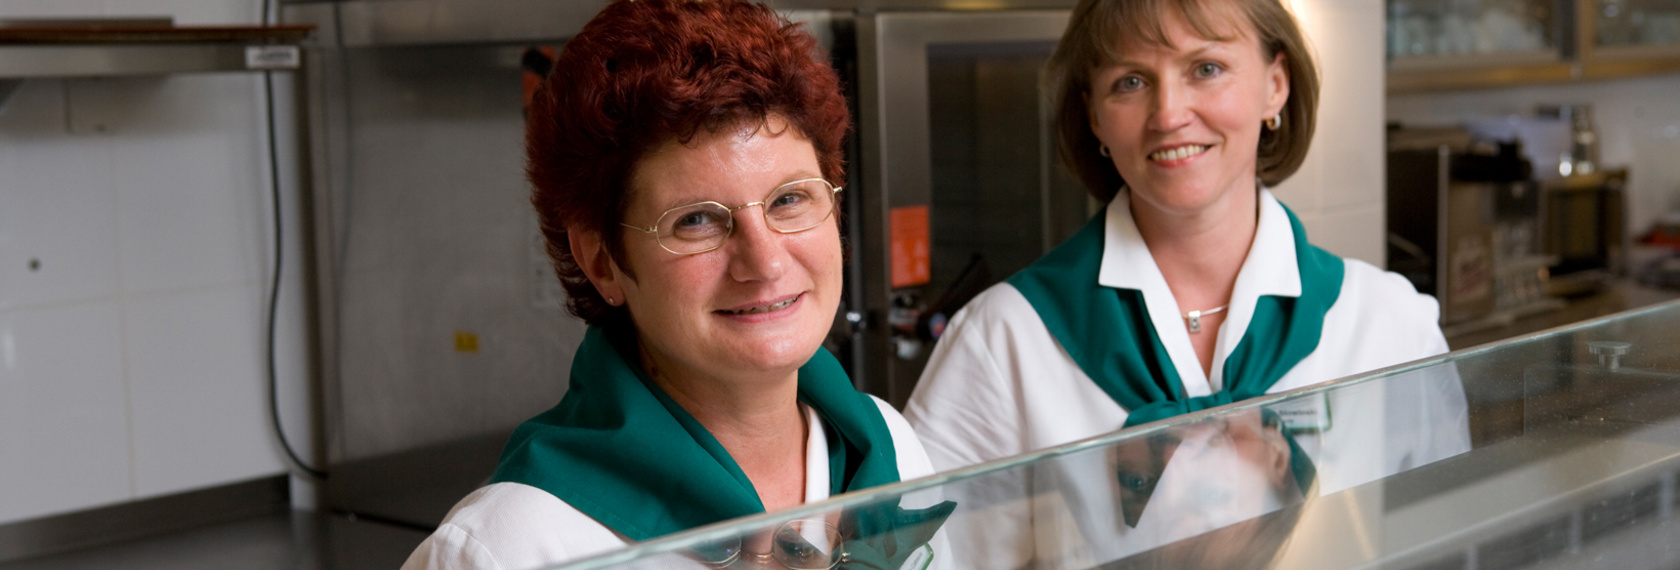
[[619, 177, 844, 255]]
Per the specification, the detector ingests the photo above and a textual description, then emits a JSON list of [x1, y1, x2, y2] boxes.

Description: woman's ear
[[1264, 52, 1291, 120], [569, 227, 626, 306], [1260, 421, 1295, 493]]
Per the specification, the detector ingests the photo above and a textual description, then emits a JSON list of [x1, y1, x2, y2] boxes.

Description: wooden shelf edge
[[1389, 56, 1680, 94], [1387, 63, 1580, 94]]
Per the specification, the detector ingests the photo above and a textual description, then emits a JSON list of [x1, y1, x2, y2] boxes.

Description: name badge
[[1269, 393, 1332, 434]]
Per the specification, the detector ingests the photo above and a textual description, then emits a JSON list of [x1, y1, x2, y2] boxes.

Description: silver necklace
[[1184, 305, 1227, 334]]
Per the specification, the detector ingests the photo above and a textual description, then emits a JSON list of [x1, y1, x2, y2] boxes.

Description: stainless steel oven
[[845, 10, 1091, 407]]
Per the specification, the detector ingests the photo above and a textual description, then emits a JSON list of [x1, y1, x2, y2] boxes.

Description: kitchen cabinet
[[1387, 0, 1680, 92]]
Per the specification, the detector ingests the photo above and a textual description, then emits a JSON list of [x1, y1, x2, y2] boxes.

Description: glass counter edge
[[546, 298, 1680, 569]]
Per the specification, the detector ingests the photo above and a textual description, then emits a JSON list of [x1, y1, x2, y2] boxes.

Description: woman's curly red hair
[[528, 0, 850, 327]]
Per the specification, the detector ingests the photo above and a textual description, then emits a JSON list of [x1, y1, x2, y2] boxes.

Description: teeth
[[1150, 145, 1207, 161], [724, 296, 797, 315]]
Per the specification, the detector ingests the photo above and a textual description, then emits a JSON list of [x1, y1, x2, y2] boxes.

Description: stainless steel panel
[[0, 44, 269, 78], [285, 0, 599, 47], [856, 11, 1075, 405], [278, 0, 1084, 48], [304, 41, 585, 465]]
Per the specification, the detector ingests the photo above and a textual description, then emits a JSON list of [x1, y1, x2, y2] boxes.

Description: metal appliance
[[1543, 169, 1629, 295], [848, 10, 1091, 406], [1462, 106, 1628, 296], [1387, 135, 1562, 330]]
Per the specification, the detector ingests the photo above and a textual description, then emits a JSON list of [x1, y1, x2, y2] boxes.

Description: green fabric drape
[[1006, 201, 1344, 429], [490, 326, 951, 568]]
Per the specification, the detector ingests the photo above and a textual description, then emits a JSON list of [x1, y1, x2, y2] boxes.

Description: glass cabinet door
[[1594, 0, 1680, 50], [1387, 0, 1564, 62]]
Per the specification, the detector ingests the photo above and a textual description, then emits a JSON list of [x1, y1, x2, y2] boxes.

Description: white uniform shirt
[[403, 397, 938, 570], [903, 191, 1471, 567]]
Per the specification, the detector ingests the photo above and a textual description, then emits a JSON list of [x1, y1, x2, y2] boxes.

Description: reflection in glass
[[548, 302, 1680, 570], [1102, 410, 1313, 570]]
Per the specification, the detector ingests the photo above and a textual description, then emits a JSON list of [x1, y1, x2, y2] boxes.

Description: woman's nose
[[1148, 80, 1193, 132], [726, 210, 789, 282]]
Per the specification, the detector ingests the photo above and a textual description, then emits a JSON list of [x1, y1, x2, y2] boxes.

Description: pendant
[[1187, 310, 1204, 334]]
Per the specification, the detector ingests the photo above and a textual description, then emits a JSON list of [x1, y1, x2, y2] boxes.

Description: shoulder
[[930, 282, 1062, 358], [1335, 258, 1441, 321], [950, 282, 1041, 329], [906, 281, 1090, 469], [908, 283, 1048, 413], [870, 395, 938, 481], [1327, 257, 1449, 357], [907, 282, 1045, 412], [402, 483, 626, 570]]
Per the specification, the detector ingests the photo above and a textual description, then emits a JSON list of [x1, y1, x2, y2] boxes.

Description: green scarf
[[1007, 200, 1344, 429], [490, 326, 950, 566]]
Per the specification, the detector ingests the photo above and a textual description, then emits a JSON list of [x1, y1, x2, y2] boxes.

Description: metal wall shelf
[[0, 25, 312, 79]]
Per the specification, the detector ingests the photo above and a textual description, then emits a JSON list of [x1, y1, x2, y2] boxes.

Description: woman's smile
[[716, 292, 804, 318], [1148, 143, 1212, 164]]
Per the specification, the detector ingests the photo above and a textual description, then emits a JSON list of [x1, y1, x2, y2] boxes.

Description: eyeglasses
[[695, 519, 846, 569], [620, 178, 843, 255]]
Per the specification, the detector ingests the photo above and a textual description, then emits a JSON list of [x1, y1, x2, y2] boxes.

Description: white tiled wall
[[0, 303, 131, 524], [126, 286, 281, 498], [1271, 0, 1389, 267], [0, 0, 308, 525]]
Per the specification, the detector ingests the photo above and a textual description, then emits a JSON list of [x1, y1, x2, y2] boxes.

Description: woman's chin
[[710, 324, 829, 376]]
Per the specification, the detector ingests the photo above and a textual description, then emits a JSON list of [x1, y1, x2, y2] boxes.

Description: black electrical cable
[[261, 0, 327, 479]]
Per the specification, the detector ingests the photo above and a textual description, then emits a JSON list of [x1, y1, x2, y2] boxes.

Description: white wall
[[0, 0, 313, 525], [1272, 0, 1389, 267], [1388, 73, 1680, 241]]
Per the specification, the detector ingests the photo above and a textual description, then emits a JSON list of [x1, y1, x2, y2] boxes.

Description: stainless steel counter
[[1446, 279, 1680, 350]]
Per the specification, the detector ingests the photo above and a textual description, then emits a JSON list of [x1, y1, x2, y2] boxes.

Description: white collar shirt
[[905, 189, 1471, 568]]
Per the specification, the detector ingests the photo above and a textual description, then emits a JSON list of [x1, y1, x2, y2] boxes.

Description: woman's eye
[[770, 191, 809, 209], [1115, 75, 1144, 92], [674, 210, 722, 229], [1194, 63, 1223, 78]]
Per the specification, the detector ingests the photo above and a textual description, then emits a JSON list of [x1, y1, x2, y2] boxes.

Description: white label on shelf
[[245, 46, 300, 70]]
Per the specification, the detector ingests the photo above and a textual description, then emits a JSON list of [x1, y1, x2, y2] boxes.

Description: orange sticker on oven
[[890, 206, 931, 288]]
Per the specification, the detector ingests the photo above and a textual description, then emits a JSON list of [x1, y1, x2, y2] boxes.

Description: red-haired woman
[[402, 1, 944, 568]]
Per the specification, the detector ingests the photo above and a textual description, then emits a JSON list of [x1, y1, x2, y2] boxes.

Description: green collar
[[489, 325, 903, 541], [1006, 199, 1344, 428]]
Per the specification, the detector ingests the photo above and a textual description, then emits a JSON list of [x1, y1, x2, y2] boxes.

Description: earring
[[1099, 144, 1111, 157], [1265, 113, 1282, 131], [605, 295, 616, 305]]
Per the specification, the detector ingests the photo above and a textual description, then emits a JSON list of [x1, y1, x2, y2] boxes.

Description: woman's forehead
[[1100, 0, 1253, 58]]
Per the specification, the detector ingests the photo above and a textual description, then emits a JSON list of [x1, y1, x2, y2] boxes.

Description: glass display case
[[544, 299, 1680, 569]]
